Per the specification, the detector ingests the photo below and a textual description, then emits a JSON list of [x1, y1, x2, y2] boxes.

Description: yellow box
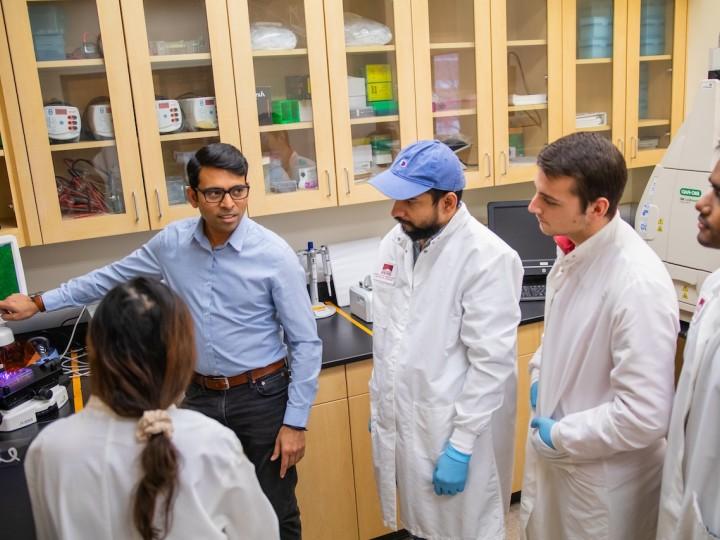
[[367, 82, 393, 102], [365, 64, 392, 83]]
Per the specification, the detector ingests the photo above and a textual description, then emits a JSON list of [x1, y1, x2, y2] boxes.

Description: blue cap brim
[[369, 169, 431, 200]]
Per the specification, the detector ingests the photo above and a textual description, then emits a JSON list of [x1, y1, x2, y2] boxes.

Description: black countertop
[[319, 301, 545, 368]]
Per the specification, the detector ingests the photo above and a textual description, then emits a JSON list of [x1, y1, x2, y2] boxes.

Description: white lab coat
[[24, 396, 279, 540], [370, 204, 522, 540], [520, 215, 679, 540], [657, 269, 720, 540]]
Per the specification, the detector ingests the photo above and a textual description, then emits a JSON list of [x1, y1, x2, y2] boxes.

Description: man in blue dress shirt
[[0, 143, 322, 539]]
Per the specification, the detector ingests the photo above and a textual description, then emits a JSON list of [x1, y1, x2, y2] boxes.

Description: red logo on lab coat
[[381, 263, 394, 277]]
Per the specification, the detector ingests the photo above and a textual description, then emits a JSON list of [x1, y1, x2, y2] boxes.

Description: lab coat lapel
[[542, 218, 619, 417]]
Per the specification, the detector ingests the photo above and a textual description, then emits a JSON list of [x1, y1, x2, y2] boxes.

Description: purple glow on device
[[0, 367, 33, 394]]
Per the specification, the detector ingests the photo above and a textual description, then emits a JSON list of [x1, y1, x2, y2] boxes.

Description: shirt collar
[[190, 213, 251, 253], [558, 213, 620, 269]]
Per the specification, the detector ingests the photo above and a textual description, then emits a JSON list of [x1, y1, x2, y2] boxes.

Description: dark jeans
[[183, 366, 301, 540]]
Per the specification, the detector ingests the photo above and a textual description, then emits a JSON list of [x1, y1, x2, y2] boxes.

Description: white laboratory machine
[[635, 77, 720, 319], [179, 97, 218, 130], [86, 102, 114, 139], [349, 275, 373, 323], [44, 105, 81, 142], [155, 99, 182, 133]]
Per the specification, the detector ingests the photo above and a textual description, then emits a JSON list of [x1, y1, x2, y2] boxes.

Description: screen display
[[0, 243, 20, 299], [488, 202, 557, 263]]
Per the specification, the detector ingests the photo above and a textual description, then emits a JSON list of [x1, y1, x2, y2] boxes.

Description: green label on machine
[[0, 243, 20, 299], [679, 188, 702, 200]]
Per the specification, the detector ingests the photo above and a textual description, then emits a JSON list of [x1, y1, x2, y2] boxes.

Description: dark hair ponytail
[[134, 435, 179, 540], [87, 277, 196, 540]]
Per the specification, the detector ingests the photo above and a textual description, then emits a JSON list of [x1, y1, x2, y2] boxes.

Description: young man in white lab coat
[[521, 133, 679, 540], [368, 140, 523, 540], [656, 158, 720, 540]]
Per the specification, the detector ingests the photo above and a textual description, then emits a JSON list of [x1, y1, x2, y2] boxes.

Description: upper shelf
[[345, 45, 395, 54], [507, 39, 548, 47], [37, 58, 106, 74], [150, 53, 211, 69], [429, 42, 474, 50], [252, 48, 308, 58], [640, 54, 672, 62]]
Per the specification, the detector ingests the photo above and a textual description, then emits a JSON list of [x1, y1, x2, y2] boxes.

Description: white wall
[[685, 0, 720, 112]]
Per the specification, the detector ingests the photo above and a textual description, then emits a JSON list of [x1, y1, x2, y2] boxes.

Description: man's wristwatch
[[30, 293, 46, 313]]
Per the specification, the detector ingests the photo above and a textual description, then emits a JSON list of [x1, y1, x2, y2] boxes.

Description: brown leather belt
[[192, 358, 286, 391]]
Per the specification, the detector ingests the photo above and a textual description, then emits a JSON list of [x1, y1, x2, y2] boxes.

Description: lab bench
[[0, 303, 544, 540]]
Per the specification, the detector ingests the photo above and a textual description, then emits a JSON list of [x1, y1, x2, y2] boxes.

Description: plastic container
[[272, 99, 300, 124], [577, 0, 613, 59], [29, 4, 65, 61]]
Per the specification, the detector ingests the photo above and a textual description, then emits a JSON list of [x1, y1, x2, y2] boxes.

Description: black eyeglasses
[[194, 184, 250, 203]]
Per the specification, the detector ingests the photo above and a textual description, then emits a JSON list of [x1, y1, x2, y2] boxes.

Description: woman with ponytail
[[24, 278, 278, 539]]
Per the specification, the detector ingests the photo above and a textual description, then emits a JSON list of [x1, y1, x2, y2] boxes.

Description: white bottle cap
[[0, 324, 14, 347]]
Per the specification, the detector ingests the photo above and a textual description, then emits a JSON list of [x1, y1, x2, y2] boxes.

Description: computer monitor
[[487, 201, 557, 276], [0, 235, 27, 300]]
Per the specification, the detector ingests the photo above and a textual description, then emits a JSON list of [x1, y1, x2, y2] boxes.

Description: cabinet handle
[[344, 167, 351, 195], [325, 170, 332, 198], [631, 136, 638, 159], [617, 138, 625, 155], [132, 191, 140, 223], [500, 151, 508, 176], [154, 189, 163, 219], [483, 152, 492, 178]]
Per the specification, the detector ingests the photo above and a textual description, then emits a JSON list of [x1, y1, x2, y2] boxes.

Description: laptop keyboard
[[521, 283, 546, 301]]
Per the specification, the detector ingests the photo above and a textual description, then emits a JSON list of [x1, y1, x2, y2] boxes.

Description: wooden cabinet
[[0, 3, 39, 246], [121, 0, 240, 229], [512, 321, 543, 493], [4, 0, 148, 243], [561, 0, 687, 167], [0, 2, 691, 244], [228, 0, 417, 216], [412, 0, 562, 188]]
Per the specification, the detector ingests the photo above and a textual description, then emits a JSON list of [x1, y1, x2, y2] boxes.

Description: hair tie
[[135, 409, 174, 443]]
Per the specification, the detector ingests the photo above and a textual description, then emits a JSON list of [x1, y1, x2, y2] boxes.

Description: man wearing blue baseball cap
[[367, 140, 523, 539]]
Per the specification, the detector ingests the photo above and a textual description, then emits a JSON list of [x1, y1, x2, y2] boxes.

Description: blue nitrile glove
[[432, 444, 471, 496], [531, 417, 557, 450], [530, 380, 538, 410]]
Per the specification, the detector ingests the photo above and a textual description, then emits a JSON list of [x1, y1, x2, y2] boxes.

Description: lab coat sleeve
[[42, 229, 167, 311], [449, 249, 523, 453], [24, 435, 57, 540], [552, 277, 678, 459], [270, 244, 322, 428], [529, 342, 543, 384]]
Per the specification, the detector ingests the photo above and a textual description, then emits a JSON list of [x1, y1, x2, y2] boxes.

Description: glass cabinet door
[[491, 0, 562, 185], [228, 0, 336, 216], [625, 0, 686, 168], [0, 4, 40, 246], [3, 0, 147, 243], [562, 0, 628, 154], [121, 0, 239, 228], [412, 0, 494, 190], [325, 0, 416, 206]]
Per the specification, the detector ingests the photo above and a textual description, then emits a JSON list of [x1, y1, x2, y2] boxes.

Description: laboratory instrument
[[155, 99, 182, 133], [635, 42, 720, 318], [44, 105, 80, 142], [297, 243, 336, 319], [349, 275, 373, 322], [86, 102, 114, 139], [178, 97, 218, 130]]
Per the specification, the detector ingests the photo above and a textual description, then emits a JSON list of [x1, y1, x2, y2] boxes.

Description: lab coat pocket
[[677, 492, 720, 539], [412, 402, 455, 460]]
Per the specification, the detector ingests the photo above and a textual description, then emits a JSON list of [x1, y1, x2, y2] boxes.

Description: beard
[[395, 218, 442, 242]]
